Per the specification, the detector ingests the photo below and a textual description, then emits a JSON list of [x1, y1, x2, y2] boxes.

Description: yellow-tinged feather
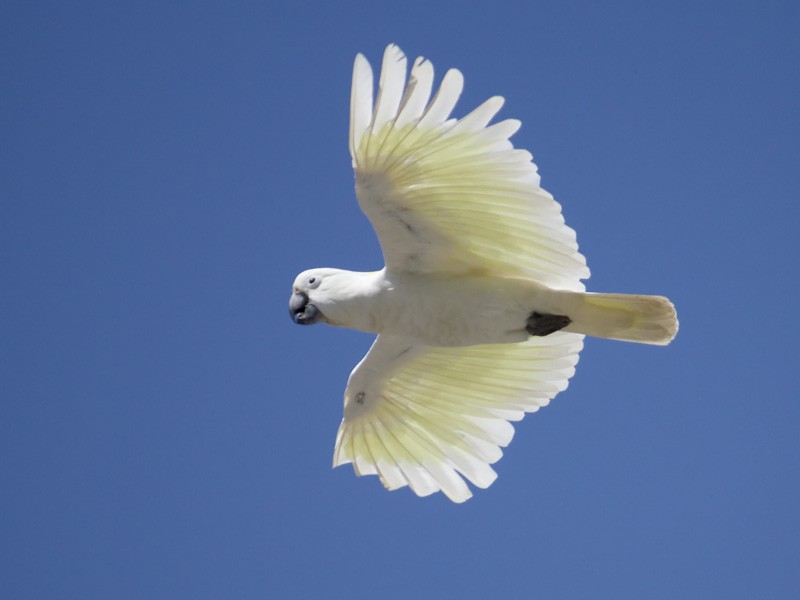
[[348, 47, 589, 288], [333, 333, 583, 500]]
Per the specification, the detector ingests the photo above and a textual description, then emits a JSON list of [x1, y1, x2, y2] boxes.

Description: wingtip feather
[[349, 53, 374, 162]]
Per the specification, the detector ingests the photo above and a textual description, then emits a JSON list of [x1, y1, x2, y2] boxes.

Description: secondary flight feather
[[289, 44, 678, 502]]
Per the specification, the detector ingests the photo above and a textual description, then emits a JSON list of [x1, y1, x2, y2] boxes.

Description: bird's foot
[[526, 312, 572, 337]]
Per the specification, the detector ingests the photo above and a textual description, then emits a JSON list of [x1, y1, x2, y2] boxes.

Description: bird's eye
[[308, 277, 316, 284], [308, 276, 320, 289]]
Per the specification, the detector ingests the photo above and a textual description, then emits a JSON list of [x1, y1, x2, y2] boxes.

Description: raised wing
[[333, 332, 584, 502], [350, 44, 590, 292]]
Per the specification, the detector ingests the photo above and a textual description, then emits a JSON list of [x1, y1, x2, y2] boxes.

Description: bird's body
[[297, 267, 675, 348], [300, 267, 535, 346], [376, 269, 550, 346], [289, 44, 678, 502]]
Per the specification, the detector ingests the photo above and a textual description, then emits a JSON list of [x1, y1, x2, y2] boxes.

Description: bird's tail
[[566, 292, 678, 345]]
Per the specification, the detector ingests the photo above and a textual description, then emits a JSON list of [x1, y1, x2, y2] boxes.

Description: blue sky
[[2, 1, 798, 598]]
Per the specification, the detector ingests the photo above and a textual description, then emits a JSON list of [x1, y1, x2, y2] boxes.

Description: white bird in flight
[[289, 44, 678, 502]]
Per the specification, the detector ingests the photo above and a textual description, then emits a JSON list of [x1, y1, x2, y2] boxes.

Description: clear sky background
[[2, 1, 798, 598]]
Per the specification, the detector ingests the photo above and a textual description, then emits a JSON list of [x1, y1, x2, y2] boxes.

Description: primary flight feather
[[289, 44, 678, 502]]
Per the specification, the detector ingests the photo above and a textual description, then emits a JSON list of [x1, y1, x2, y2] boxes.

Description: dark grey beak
[[289, 291, 322, 325]]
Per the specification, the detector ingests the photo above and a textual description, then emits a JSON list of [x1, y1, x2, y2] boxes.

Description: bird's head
[[288, 268, 345, 326]]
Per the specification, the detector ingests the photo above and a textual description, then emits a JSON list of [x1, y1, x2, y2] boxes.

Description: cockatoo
[[289, 44, 678, 503]]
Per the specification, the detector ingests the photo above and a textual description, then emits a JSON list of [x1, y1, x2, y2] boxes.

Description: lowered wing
[[349, 44, 589, 292], [333, 332, 584, 502]]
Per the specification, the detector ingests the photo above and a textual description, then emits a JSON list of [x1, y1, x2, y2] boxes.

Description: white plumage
[[289, 44, 678, 502]]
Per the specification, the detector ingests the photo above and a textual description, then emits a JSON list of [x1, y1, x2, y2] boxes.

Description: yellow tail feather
[[567, 293, 678, 345]]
